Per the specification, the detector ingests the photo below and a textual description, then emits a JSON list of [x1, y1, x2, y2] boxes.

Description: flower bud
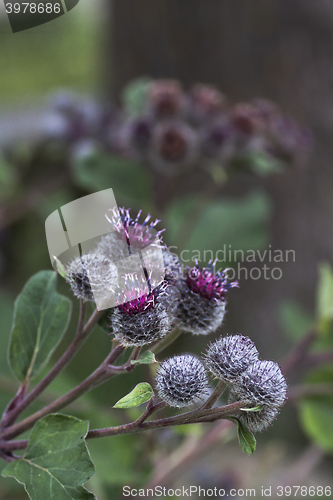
[[148, 79, 185, 117], [65, 252, 117, 302], [204, 335, 259, 383], [156, 354, 209, 407], [110, 279, 176, 346], [231, 103, 266, 135], [228, 392, 280, 433], [187, 84, 226, 124], [176, 262, 238, 335], [162, 249, 182, 282], [231, 359, 287, 408], [149, 121, 199, 176]]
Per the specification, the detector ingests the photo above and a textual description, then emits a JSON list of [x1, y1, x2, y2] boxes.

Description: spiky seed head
[[162, 249, 182, 282], [204, 335, 259, 383], [156, 355, 209, 408], [176, 262, 238, 335], [177, 288, 226, 335], [95, 231, 131, 264], [228, 392, 280, 433], [110, 278, 176, 346], [65, 252, 117, 302], [231, 359, 287, 408]]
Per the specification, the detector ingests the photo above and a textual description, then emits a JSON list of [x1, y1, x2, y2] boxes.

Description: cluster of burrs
[[156, 335, 287, 432], [64, 207, 286, 433], [47, 79, 312, 177], [65, 206, 237, 346]]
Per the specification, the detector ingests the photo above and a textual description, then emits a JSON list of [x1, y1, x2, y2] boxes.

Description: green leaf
[[121, 77, 152, 116], [130, 351, 156, 365], [232, 418, 256, 455], [240, 405, 263, 412], [72, 147, 152, 210], [52, 256, 67, 279], [299, 365, 333, 454], [1, 414, 96, 500], [317, 263, 333, 334], [245, 151, 284, 177], [8, 271, 72, 382], [113, 383, 153, 409]]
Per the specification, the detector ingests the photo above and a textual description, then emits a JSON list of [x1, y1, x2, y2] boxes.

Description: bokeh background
[[1, 1, 333, 498]]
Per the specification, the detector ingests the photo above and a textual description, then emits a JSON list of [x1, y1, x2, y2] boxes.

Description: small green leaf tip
[[240, 404, 264, 412], [52, 256, 67, 279], [236, 418, 256, 455], [113, 382, 154, 409], [1, 414, 96, 500], [130, 351, 157, 365]]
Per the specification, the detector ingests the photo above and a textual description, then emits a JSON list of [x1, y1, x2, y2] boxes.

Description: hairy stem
[[87, 400, 247, 439]]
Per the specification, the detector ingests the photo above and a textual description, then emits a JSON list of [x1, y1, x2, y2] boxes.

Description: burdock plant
[[0, 206, 289, 500]]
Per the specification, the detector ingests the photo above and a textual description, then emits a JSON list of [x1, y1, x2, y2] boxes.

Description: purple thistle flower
[[187, 84, 226, 124], [186, 261, 238, 301], [149, 121, 199, 176], [117, 278, 167, 315], [231, 103, 265, 135], [106, 206, 165, 251], [148, 79, 185, 117], [156, 354, 209, 408], [176, 261, 238, 335], [110, 277, 176, 346]]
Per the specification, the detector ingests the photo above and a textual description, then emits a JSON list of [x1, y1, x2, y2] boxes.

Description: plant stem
[[0, 401, 245, 455], [0, 344, 125, 442], [87, 400, 247, 439], [0, 439, 28, 451], [200, 380, 226, 410], [0, 301, 94, 430]]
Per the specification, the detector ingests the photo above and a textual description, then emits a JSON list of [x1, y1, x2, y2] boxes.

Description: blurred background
[[1, 1, 333, 498]]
